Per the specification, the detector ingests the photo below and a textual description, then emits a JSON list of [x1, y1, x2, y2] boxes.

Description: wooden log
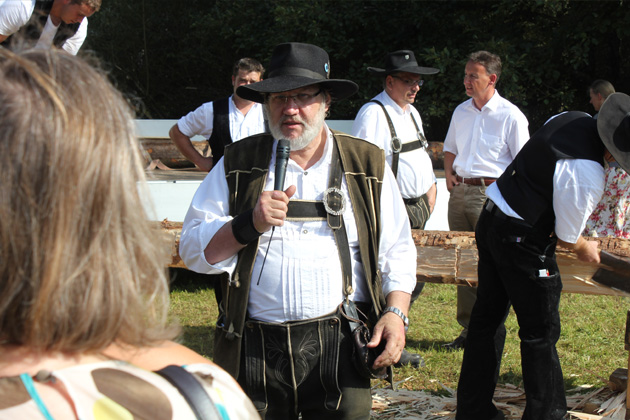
[[426, 141, 444, 169], [142, 138, 209, 169], [412, 230, 630, 297], [160, 222, 630, 297], [141, 138, 446, 170]]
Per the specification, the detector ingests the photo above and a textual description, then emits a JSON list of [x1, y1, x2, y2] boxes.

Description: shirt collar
[[379, 90, 410, 115], [483, 90, 501, 111], [464, 90, 501, 112]]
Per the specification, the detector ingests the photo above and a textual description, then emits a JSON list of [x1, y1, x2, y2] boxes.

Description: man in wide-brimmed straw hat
[[456, 93, 630, 420], [352, 50, 439, 369], [180, 42, 417, 419]]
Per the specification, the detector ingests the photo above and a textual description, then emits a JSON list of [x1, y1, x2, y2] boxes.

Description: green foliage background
[[85, 0, 630, 141]]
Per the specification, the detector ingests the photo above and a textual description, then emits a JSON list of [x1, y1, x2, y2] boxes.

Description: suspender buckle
[[391, 136, 402, 153], [418, 131, 429, 149], [323, 186, 346, 216]]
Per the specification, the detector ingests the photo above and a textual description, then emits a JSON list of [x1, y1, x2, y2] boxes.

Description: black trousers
[[238, 309, 371, 420], [456, 206, 567, 420]]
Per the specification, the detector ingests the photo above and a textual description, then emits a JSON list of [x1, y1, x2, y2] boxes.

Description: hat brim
[[597, 92, 630, 173], [367, 66, 440, 75], [236, 76, 358, 104]]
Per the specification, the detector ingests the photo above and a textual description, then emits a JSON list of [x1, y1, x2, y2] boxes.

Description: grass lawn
[[169, 270, 629, 395]]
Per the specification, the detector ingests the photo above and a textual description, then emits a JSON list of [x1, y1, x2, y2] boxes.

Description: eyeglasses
[[268, 89, 323, 106], [392, 76, 424, 88]]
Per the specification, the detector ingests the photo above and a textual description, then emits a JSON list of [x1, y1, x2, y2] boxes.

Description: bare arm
[[426, 182, 437, 213], [169, 124, 214, 172], [103, 341, 213, 370], [557, 236, 600, 263], [368, 290, 412, 368], [444, 151, 459, 192]]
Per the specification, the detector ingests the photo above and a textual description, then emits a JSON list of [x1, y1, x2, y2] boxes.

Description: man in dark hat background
[[442, 50, 530, 350], [351, 50, 439, 368], [455, 93, 630, 420], [180, 42, 416, 419]]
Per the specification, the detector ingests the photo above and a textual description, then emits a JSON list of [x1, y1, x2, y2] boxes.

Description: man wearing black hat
[[352, 50, 439, 368], [180, 42, 416, 419], [455, 93, 630, 420], [442, 50, 530, 351]]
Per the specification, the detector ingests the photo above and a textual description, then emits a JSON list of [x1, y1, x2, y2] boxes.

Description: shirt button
[[304, 171, 308, 176], [302, 229, 308, 234]]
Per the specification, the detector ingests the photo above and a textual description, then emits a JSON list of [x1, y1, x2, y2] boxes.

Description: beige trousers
[[447, 183, 488, 337]]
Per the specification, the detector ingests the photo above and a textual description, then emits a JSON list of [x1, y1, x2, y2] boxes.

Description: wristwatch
[[382, 306, 409, 332]]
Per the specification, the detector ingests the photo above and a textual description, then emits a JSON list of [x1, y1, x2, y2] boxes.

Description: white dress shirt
[[0, 0, 88, 55], [180, 126, 417, 323], [351, 91, 435, 199], [486, 159, 604, 243], [177, 95, 266, 141], [443, 91, 530, 178]]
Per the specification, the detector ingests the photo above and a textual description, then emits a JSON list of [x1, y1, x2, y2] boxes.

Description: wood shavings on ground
[[370, 380, 627, 419]]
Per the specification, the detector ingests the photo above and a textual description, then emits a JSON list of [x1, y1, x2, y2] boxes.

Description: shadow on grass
[[178, 324, 216, 360], [169, 267, 221, 293], [406, 338, 463, 350]]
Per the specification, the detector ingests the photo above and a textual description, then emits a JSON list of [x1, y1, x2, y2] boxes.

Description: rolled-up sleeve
[[378, 165, 417, 297], [553, 159, 605, 244], [180, 160, 238, 275]]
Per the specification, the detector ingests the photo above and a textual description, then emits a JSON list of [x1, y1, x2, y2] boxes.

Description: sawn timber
[[160, 221, 630, 297]]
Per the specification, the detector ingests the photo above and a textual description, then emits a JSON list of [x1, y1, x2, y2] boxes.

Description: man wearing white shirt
[[169, 57, 266, 172], [456, 95, 630, 420], [352, 50, 439, 368], [0, 0, 99, 55], [442, 51, 529, 350], [180, 43, 416, 419]]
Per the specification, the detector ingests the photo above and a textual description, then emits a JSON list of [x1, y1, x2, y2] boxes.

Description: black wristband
[[231, 209, 262, 245]]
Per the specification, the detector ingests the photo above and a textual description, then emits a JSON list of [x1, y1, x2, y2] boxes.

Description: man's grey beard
[[264, 101, 327, 151]]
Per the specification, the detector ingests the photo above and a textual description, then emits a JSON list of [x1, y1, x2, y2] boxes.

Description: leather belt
[[484, 199, 532, 228], [456, 175, 496, 186]]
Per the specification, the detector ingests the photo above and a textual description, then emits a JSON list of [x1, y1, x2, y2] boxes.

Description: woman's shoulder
[[0, 360, 259, 420]]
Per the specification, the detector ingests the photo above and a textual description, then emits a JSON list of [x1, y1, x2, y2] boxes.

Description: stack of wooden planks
[[160, 221, 630, 297]]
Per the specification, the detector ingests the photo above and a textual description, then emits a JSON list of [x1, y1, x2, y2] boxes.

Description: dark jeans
[[456, 206, 567, 420]]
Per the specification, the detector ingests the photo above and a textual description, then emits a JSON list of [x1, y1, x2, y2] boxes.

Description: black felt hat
[[236, 42, 358, 104], [597, 92, 630, 173], [367, 50, 439, 76]]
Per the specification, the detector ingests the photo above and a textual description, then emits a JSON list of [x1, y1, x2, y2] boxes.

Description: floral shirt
[[583, 165, 630, 239], [0, 361, 259, 419]]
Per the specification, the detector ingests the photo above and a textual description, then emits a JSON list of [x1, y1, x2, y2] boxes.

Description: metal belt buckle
[[418, 132, 428, 149], [391, 136, 402, 153], [323, 187, 346, 216]]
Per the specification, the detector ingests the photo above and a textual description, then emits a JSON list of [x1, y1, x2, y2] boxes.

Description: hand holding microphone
[[249, 140, 295, 234]]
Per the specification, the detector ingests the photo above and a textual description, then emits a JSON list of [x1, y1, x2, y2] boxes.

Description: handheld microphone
[[274, 139, 291, 191]]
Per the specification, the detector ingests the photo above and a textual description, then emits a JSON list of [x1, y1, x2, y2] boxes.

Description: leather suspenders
[[369, 100, 428, 178]]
